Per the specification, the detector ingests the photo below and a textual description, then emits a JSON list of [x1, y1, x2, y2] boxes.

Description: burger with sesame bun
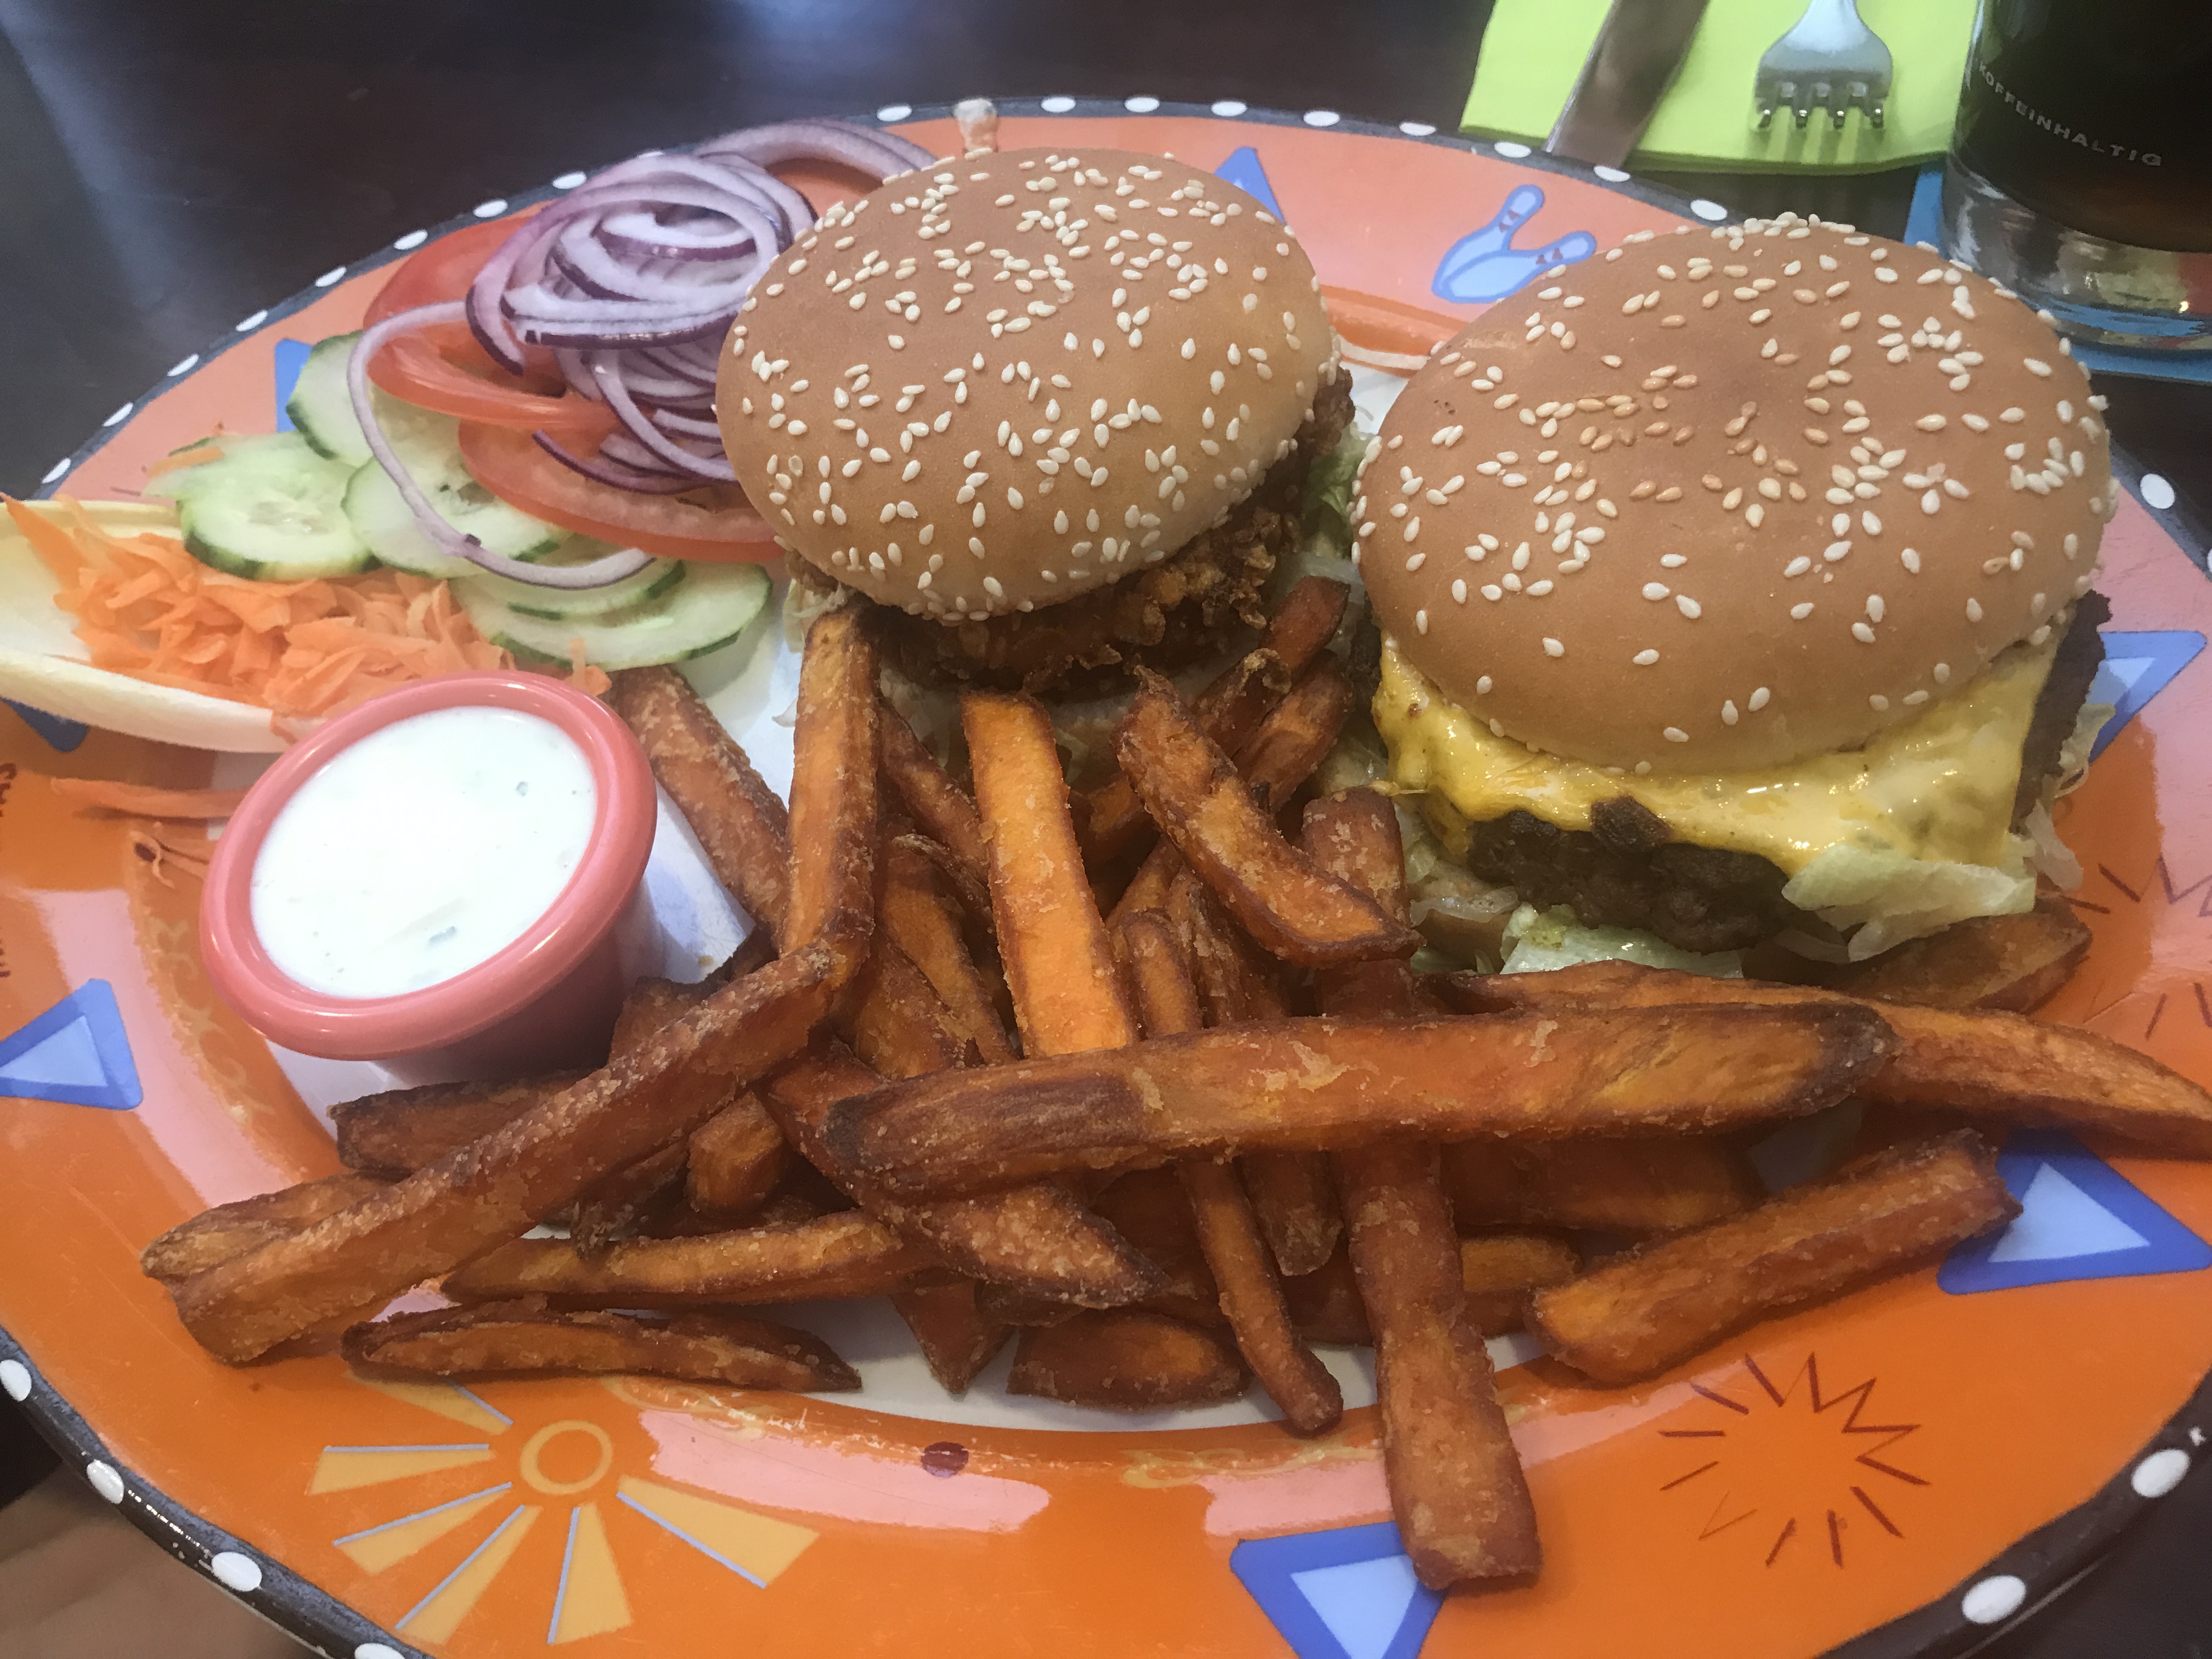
[[716, 145, 1352, 697], [1356, 212, 2118, 964]]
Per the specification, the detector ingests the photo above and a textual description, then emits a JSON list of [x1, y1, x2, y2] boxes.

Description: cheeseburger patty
[[808, 371, 1354, 695], [1459, 592, 2112, 953]]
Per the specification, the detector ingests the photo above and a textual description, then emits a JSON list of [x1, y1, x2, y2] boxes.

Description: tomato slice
[[1321, 285, 1464, 359], [363, 216, 612, 438], [456, 422, 780, 563]]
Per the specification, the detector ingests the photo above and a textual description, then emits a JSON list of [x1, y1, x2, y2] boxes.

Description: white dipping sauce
[[250, 706, 597, 998]]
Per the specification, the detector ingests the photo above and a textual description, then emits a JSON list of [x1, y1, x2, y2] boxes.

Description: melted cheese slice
[[1375, 631, 2060, 878]]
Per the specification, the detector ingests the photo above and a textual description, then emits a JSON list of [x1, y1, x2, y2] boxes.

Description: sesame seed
[[1663, 727, 1689, 743], [1791, 602, 1815, 619], [1543, 637, 1565, 657], [1633, 648, 1660, 665], [1642, 582, 1670, 601]]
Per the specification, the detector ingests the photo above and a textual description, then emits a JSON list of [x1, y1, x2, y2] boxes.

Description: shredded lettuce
[[2055, 699, 2117, 796], [1298, 425, 1367, 562], [2018, 801, 2084, 890], [1500, 904, 1744, 978], [1781, 842, 2036, 962]]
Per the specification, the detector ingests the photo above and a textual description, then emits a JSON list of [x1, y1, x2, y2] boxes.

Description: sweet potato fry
[[828, 1004, 1895, 1201], [1237, 1155, 1340, 1280], [1006, 1310, 1250, 1410], [1826, 899, 2091, 1012], [763, 1047, 1164, 1307], [445, 1209, 932, 1307], [571, 1141, 689, 1259], [892, 1282, 1013, 1393], [1120, 902, 1334, 1432], [1176, 1170, 1342, 1417], [1165, 871, 1342, 1278], [575, 978, 731, 1254], [1284, 1247, 1372, 1344], [1304, 787, 1539, 1588], [332, 1074, 584, 1177], [784, 606, 879, 966], [964, 689, 1139, 1056], [973, 1284, 1087, 1328], [1279, 1237, 1579, 1342], [1441, 1136, 1765, 1236], [1082, 651, 1288, 862], [1170, 868, 1291, 1024], [610, 665, 792, 940], [1115, 670, 1418, 967], [881, 834, 1018, 1063], [140, 1173, 391, 1285], [1107, 655, 1356, 936], [879, 706, 991, 894], [1449, 960, 2212, 1156], [1082, 574, 1349, 862], [610, 976, 712, 1056], [1458, 1234, 1581, 1336], [343, 1299, 860, 1391], [1229, 654, 1357, 801], [1528, 1131, 2017, 1384], [843, 939, 975, 1080], [686, 1093, 788, 1218], [175, 944, 849, 1362], [1091, 1166, 1222, 1327], [893, 831, 995, 929]]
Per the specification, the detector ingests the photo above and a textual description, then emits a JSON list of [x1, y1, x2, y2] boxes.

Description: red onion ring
[[460, 118, 940, 509], [345, 303, 657, 589]]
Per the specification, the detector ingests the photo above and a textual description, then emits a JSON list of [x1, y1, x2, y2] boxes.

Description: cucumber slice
[[285, 334, 371, 464], [456, 548, 686, 622], [342, 413, 568, 577], [461, 561, 770, 670], [171, 431, 376, 580], [284, 333, 444, 466]]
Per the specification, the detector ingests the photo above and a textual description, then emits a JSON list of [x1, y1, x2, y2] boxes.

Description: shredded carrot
[[48, 779, 249, 817], [128, 828, 211, 885], [7, 495, 610, 717]]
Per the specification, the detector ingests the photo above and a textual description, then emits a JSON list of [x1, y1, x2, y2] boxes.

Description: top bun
[[718, 147, 1335, 623], [1357, 214, 2117, 775]]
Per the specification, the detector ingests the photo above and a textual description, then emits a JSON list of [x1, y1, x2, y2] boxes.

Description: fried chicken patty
[[791, 372, 1355, 697], [1454, 592, 2111, 954]]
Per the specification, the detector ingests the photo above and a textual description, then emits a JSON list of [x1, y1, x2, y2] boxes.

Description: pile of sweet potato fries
[[144, 577, 2212, 1588]]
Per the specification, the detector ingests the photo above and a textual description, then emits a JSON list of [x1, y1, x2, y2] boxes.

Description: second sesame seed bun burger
[[1357, 212, 2117, 961], [717, 145, 1351, 696]]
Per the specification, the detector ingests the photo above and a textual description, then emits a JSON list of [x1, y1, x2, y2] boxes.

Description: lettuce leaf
[[1781, 842, 2036, 961], [1500, 904, 1744, 978], [1298, 425, 1367, 561]]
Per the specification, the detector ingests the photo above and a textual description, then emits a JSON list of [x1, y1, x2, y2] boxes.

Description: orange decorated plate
[[7, 103, 2212, 1659]]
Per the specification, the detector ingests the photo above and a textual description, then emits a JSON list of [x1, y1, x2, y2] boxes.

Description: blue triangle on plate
[[1214, 146, 1285, 221], [273, 337, 314, 432], [1940, 1129, 2211, 1293], [5, 700, 89, 752], [2087, 629, 2204, 759], [1231, 1521, 1442, 1659], [0, 980, 142, 1109]]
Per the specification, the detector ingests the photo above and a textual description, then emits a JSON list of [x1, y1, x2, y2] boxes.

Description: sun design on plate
[[1654, 1352, 1927, 1569], [309, 1370, 816, 1645]]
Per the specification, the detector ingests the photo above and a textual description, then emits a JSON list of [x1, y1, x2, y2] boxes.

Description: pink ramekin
[[200, 670, 656, 1074]]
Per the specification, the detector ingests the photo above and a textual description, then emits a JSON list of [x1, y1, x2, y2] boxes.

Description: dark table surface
[[2, 2, 2208, 1654]]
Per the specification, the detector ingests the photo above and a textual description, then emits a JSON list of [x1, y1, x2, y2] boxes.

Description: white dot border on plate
[[0, 1331, 438, 1659], [13, 104, 2210, 1657]]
